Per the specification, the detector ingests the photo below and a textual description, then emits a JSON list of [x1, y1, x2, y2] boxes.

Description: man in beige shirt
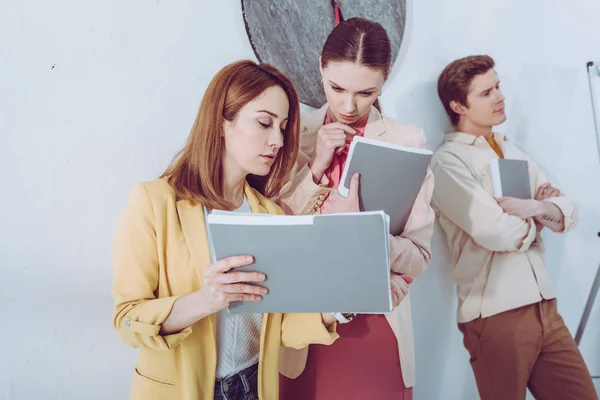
[[431, 55, 597, 400]]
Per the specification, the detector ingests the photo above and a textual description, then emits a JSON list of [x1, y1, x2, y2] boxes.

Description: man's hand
[[532, 183, 561, 234], [535, 183, 562, 201], [497, 197, 540, 219], [498, 195, 565, 233]]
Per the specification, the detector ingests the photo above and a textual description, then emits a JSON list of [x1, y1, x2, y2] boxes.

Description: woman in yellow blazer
[[112, 60, 338, 400]]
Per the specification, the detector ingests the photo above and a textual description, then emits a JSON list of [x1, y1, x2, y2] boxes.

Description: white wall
[[391, 1, 600, 398], [1, 0, 598, 399]]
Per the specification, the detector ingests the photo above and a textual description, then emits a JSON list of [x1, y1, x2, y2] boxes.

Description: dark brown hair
[[437, 55, 496, 126], [320, 17, 392, 111], [161, 60, 300, 210]]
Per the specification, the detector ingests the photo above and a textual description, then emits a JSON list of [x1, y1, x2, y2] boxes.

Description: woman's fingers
[[223, 283, 268, 296]]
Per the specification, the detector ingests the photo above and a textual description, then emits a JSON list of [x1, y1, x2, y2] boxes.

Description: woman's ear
[[221, 120, 231, 137], [319, 56, 324, 81]]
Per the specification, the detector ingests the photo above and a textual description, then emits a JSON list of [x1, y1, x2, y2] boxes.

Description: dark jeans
[[214, 364, 259, 400]]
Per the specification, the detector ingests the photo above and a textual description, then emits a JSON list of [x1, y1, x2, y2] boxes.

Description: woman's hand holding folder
[[320, 173, 361, 214], [198, 255, 268, 313], [160, 255, 267, 335], [391, 273, 413, 308]]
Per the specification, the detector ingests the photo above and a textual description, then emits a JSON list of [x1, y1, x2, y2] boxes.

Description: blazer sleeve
[[388, 131, 435, 277], [274, 126, 330, 215], [111, 183, 192, 350], [280, 314, 338, 349]]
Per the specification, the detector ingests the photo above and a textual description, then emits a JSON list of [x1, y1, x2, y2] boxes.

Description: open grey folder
[[490, 159, 531, 199], [338, 136, 433, 236], [206, 211, 391, 314]]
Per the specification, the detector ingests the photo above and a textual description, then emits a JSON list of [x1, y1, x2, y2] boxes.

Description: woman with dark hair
[[276, 18, 435, 399], [112, 60, 338, 400]]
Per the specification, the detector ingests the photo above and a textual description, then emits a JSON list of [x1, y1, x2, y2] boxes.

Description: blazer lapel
[[364, 106, 387, 139], [302, 104, 329, 137], [244, 182, 268, 214], [176, 199, 213, 283], [176, 183, 266, 281]]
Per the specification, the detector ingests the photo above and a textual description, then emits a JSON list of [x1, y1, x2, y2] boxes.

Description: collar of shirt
[[444, 131, 509, 146]]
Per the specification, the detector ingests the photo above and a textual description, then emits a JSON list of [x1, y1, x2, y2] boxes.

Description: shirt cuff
[[118, 296, 193, 350], [544, 197, 577, 233], [517, 218, 538, 252]]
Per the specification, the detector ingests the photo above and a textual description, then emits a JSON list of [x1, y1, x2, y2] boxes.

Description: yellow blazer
[[112, 179, 338, 400]]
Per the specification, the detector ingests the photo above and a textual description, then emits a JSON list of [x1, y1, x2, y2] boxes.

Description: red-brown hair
[[320, 17, 392, 111], [437, 55, 496, 126], [161, 60, 300, 210]]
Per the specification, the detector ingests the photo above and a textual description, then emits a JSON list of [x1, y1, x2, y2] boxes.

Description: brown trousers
[[458, 300, 597, 400]]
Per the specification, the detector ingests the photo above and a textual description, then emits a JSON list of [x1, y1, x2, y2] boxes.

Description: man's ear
[[450, 100, 467, 115]]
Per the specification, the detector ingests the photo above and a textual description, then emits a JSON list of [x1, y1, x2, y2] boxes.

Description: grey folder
[[490, 159, 531, 199], [339, 136, 433, 236], [206, 211, 391, 314]]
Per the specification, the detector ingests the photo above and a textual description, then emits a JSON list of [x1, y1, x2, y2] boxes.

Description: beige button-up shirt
[[430, 132, 577, 323]]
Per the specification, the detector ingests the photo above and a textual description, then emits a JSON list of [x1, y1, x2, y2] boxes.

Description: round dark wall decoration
[[242, 0, 407, 109]]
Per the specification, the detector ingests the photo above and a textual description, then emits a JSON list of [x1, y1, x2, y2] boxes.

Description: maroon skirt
[[279, 314, 412, 400]]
